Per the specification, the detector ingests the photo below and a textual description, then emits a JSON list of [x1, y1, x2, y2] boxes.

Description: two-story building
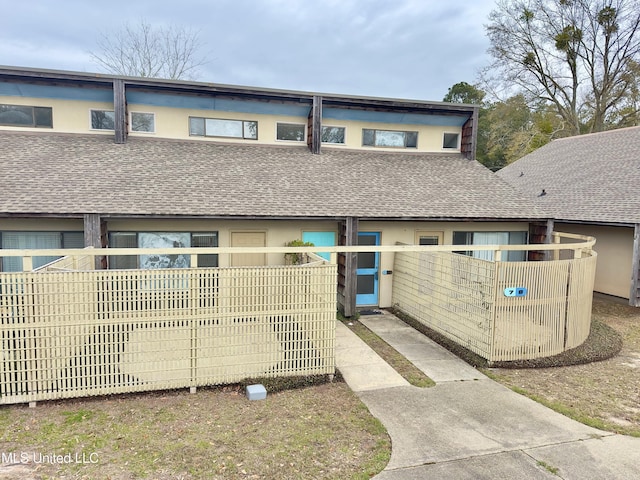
[[0, 66, 549, 314]]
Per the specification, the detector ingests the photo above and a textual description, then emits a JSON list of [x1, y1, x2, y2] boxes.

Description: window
[[453, 231, 528, 261], [416, 231, 443, 246], [0, 231, 83, 272], [321, 126, 345, 144], [362, 129, 417, 148], [131, 112, 155, 133], [443, 132, 460, 149], [276, 123, 305, 142], [0, 104, 52, 128], [91, 110, 115, 130], [108, 232, 218, 269], [189, 117, 257, 139]]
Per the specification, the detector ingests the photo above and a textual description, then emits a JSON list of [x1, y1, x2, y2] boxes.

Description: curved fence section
[[392, 234, 596, 363]]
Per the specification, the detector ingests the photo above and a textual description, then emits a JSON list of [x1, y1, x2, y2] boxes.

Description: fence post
[[23, 256, 33, 272], [553, 233, 561, 260]]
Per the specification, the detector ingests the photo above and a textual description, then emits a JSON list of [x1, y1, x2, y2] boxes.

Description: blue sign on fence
[[504, 287, 528, 297]]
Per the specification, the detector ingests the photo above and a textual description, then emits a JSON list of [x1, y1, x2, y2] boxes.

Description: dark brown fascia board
[[553, 219, 637, 228], [0, 65, 478, 113], [0, 212, 550, 223], [320, 97, 476, 116], [0, 66, 114, 88]]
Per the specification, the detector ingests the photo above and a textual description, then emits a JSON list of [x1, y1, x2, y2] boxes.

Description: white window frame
[[130, 111, 156, 133], [321, 125, 346, 144], [90, 109, 115, 131], [189, 117, 257, 140], [442, 132, 460, 150], [0, 103, 53, 128], [276, 122, 306, 142], [362, 128, 418, 148]]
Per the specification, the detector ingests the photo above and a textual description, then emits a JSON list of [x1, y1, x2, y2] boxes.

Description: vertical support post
[[527, 219, 554, 261], [460, 106, 479, 160], [84, 214, 103, 269], [113, 79, 127, 144], [23, 256, 33, 272], [553, 232, 561, 261], [630, 224, 640, 307], [308, 95, 322, 154], [544, 219, 554, 261], [338, 217, 358, 317]]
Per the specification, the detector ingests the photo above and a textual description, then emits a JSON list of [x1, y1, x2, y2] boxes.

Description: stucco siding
[[557, 223, 633, 299]]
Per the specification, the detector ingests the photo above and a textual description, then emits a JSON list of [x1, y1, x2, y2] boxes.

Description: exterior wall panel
[[557, 223, 634, 299]]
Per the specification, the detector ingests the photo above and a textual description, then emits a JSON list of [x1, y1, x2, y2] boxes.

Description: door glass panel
[[357, 275, 375, 294], [357, 252, 375, 269], [358, 234, 377, 269]]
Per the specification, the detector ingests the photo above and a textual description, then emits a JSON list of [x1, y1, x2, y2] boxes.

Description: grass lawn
[[0, 380, 390, 479]]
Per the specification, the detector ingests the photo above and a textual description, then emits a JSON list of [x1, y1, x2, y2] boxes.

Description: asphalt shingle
[[0, 130, 547, 220], [497, 127, 640, 225]]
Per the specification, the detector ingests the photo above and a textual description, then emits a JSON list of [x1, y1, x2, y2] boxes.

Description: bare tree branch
[[482, 0, 640, 134], [90, 20, 207, 80]]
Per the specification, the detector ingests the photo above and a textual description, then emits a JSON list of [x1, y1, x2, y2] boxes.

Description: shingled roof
[[497, 126, 640, 225], [0, 130, 546, 220]]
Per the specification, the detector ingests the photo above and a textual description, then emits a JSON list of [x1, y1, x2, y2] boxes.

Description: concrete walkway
[[335, 311, 640, 479]]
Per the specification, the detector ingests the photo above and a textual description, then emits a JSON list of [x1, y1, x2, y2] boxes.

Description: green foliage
[[239, 374, 336, 393], [521, 8, 534, 23], [63, 409, 94, 425], [443, 81, 485, 105], [537, 460, 560, 475], [554, 25, 583, 52], [597, 6, 619, 33], [443, 79, 575, 169], [284, 239, 314, 265]]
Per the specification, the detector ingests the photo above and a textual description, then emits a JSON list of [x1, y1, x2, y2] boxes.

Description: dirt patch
[[0, 379, 390, 479]]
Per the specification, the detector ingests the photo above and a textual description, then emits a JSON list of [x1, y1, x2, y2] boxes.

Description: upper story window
[[321, 126, 346, 144], [276, 123, 305, 142], [91, 110, 115, 130], [0, 104, 53, 128], [362, 129, 418, 148], [189, 117, 257, 140], [131, 112, 155, 133], [443, 132, 460, 149]]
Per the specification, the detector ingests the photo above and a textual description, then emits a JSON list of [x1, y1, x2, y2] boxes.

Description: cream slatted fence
[[392, 235, 597, 363], [0, 261, 336, 405]]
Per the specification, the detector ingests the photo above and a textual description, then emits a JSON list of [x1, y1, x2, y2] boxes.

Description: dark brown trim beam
[[461, 106, 479, 160], [83, 214, 104, 269], [113, 79, 127, 144], [338, 217, 359, 317], [308, 95, 322, 154]]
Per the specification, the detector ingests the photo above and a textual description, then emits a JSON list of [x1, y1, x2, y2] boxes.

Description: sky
[[0, 0, 497, 101]]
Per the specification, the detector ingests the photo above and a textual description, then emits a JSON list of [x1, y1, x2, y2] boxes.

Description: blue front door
[[356, 232, 380, 306], [302, 231, 336, 261]]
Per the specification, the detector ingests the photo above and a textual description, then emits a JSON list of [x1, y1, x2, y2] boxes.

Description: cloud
[[1, 0, 496, 100]]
